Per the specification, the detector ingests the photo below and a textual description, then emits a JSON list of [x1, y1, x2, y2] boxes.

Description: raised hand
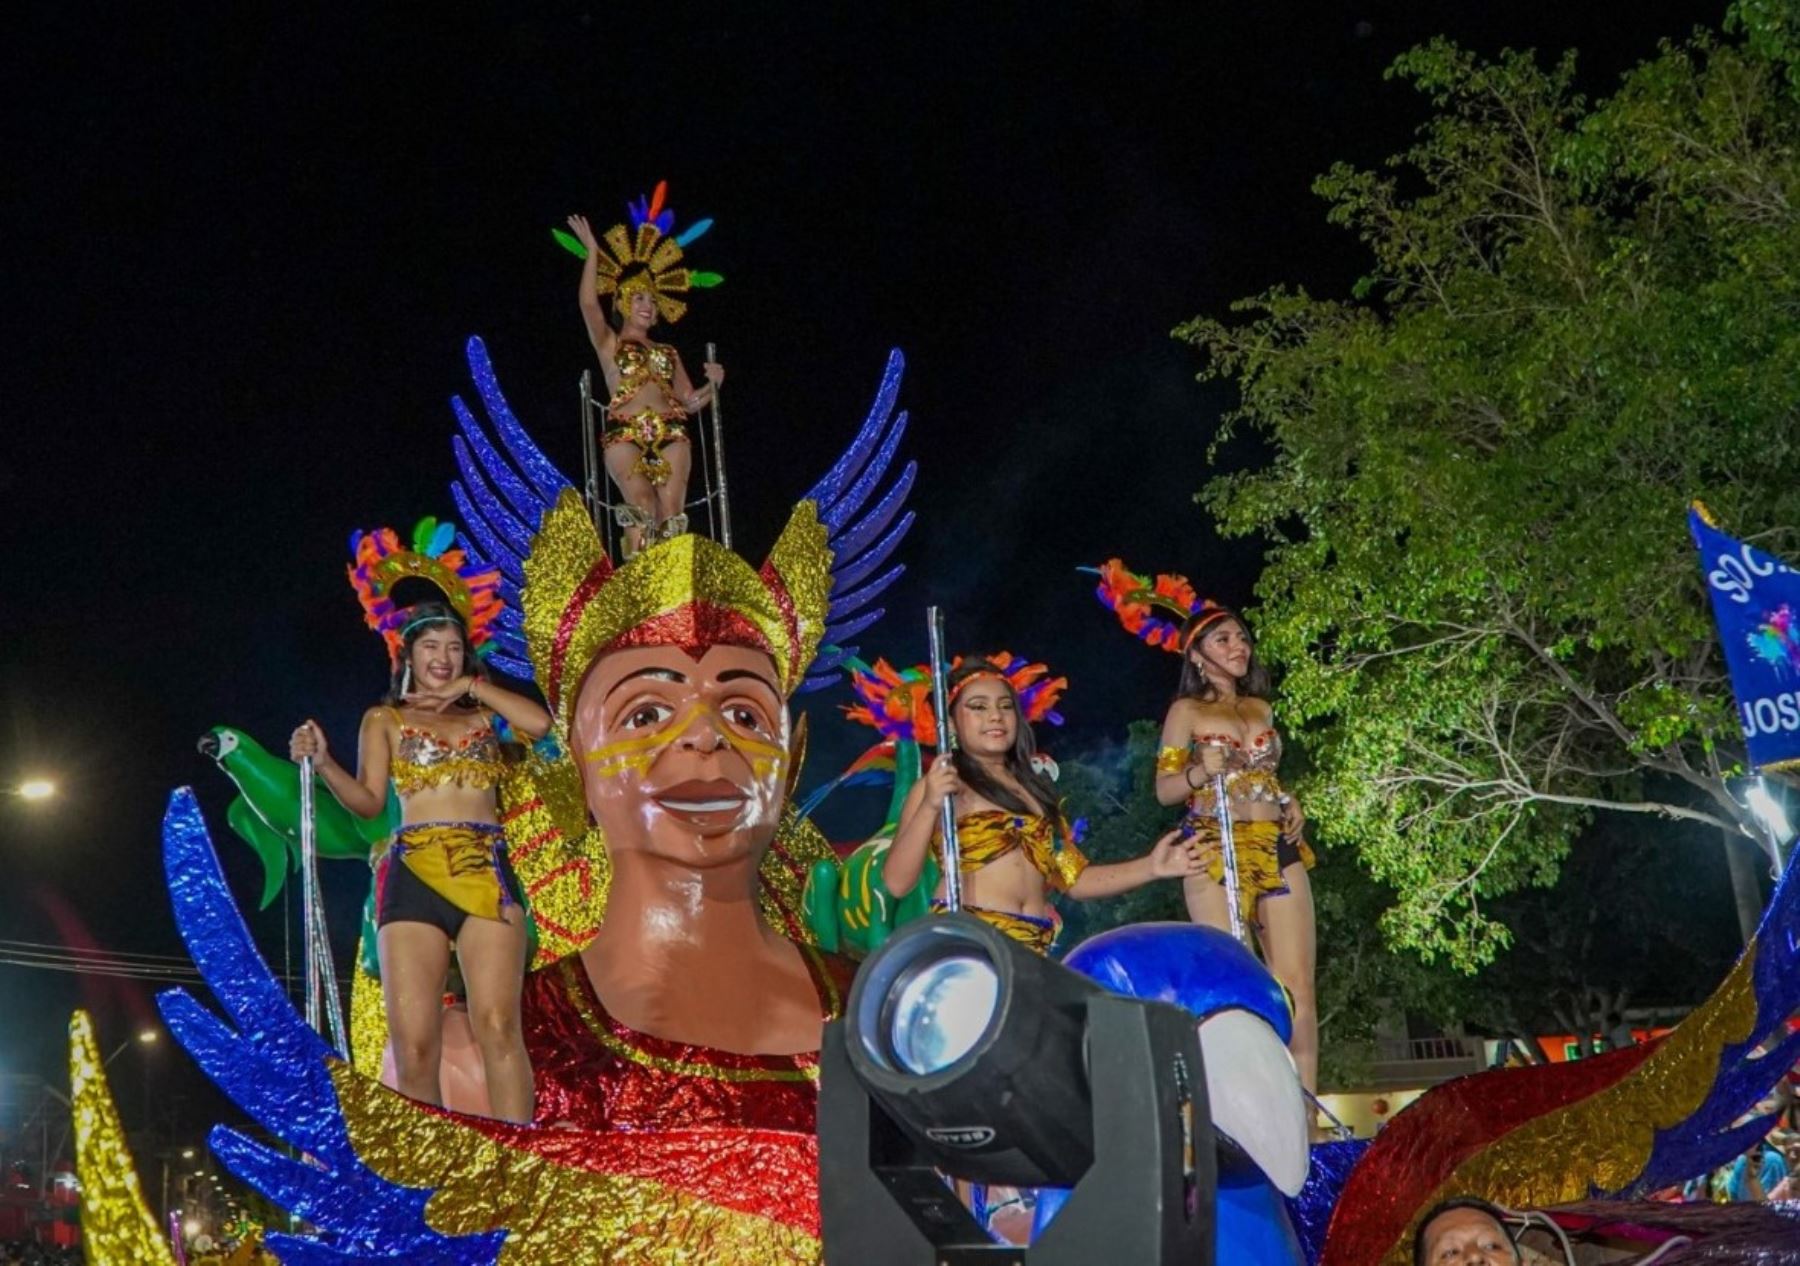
[[922, 754, 963, 809], [289, 720, 330, 764], [403, 676, 475, 713], [1147, 827, 1204, 878], [566, 214, 600, 254]]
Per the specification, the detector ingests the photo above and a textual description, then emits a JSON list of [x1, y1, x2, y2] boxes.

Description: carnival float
[[64, 184, 1800, 1265]]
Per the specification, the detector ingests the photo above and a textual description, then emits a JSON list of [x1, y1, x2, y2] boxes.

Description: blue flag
[[1691, 504, 1800, 772]]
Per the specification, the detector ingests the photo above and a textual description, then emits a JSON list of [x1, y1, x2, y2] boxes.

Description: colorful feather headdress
[[1084, 557, 1227, 654], [552, 180, 722, 325], [347, 517, 505, 665], [845, 651, 1068, 748]]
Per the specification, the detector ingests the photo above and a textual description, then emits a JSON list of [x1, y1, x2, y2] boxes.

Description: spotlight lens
[[888, 955, 999, 1075]]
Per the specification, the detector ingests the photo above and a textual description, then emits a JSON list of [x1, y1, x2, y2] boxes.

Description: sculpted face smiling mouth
[[572, 644, 791, 870]]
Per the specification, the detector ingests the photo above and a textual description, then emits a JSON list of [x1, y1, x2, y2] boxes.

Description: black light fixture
[[819, 912, 1214, 1265]]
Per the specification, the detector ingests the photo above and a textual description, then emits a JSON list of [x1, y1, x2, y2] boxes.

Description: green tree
[[1174, 6, 1800, 968]]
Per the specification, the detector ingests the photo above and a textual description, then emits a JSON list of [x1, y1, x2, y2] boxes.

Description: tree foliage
[[1175, 7, 1800, 967], [1053, 720, 1189, 947]]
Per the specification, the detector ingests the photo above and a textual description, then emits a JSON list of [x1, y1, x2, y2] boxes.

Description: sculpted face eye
[[622, 701, 674, 730], [722, 702, 770, 735]]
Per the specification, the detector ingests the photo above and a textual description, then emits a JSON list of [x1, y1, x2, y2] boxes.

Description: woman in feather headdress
[[564, 182, 725, 556], [1088, 559, 1319, 1097], [289, 524, 552, 1123], [881, 653, 1199, 957]]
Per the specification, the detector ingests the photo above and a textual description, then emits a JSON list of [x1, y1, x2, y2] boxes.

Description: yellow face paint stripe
[[583, 703, 790, 781]]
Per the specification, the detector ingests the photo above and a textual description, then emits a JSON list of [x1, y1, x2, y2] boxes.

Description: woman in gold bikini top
[[290, 599, 551, 1125], [1153, 601, 1319, 1098], [884, 655, 1198, 956], [565, 191, 726, 556]]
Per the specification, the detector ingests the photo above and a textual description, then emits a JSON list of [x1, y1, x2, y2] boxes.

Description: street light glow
[[15, 779, 55, 801], [1749, 779, 1793, 842], [180, 1148, 195, 1160], [137, 1029, 158, 1045]]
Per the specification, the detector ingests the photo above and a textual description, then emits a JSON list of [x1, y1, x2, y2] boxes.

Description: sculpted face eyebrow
[[604, 666, 688, 704]]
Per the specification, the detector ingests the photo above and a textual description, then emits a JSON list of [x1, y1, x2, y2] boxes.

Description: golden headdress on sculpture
[[522, 488, 833, 742], [445, 337, 913, 961]]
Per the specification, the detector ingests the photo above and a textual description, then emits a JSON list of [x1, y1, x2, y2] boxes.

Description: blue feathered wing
[[446, 337, 915, 693]]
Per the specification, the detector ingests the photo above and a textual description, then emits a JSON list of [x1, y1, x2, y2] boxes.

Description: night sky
[[5, 0, 1730, 1126]]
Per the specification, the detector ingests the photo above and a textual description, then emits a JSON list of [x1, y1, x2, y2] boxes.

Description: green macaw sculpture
[[197, 725, 395, 909], [800, 734, 939, 958]]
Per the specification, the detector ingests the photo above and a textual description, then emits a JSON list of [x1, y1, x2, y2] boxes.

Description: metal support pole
[[297, 757, 347, 1056], [926, 607, 962, 912], [1212, 765, 1247, 947], [579, 369, 613, 557], [298, 756, 321, 1036], [706, 342, 732, 549]]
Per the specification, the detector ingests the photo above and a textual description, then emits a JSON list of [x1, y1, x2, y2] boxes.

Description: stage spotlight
[[820, 912, 1213, 1265]]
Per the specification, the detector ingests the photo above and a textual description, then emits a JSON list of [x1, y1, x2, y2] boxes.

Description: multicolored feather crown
[[845, 652, 1067, 747], [1085, 557, 1226, 654], [522, 489, 831, 741], [551, 180, 722, 325], [348, 518, 504, 665]]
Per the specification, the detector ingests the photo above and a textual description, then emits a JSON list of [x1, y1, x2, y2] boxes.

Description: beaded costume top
[[1192, 728, 1282, 773], [607, 339, 684, 417], [1159, 728, 1286, 807], [389, 713, 504, 796], [935, 808, 1090, 893]]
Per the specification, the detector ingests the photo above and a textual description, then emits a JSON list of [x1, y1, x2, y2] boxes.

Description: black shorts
[[377, 855, 521, 941], [1276, 835, 1305, 871]]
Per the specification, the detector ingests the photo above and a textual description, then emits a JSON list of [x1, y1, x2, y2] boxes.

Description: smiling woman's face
[[571, 644, 791, 871]]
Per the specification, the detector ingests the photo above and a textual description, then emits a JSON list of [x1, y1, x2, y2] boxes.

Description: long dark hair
[[383, 600, 483, 706], [1174, 607, 1271, 703], [944, 658, 1060, 817]]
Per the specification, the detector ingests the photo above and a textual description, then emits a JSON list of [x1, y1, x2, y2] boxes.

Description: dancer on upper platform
[[1089, 558, 1318, 1094], [562, 182, 724, 555], [882, 653, 1198, 955], [289, 524, 551, 1123]]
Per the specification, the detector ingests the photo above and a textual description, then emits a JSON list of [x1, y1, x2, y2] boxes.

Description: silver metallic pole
[[580, 371, 605, 533], [1211, 761, 1247, 946], [926, 606, 962, 912], [297, 755, 347, 1056], [298, 756, 322, 1034], [706, 341, 732, 549]]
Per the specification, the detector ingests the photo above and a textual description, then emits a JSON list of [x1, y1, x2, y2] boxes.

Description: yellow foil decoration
[[1375, 950, 1761, 1264], [350, 953, 388, 1075], [332, 1063, 821, 1263], [69, 1010, 179, 1266], [521, 490, 833, 739]]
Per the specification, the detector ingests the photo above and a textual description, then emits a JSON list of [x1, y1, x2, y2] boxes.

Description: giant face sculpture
[[572, 644, 791, 872]]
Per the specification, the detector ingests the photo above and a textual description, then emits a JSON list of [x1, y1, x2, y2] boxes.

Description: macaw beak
[[1199, 1008, 1310, 1197]]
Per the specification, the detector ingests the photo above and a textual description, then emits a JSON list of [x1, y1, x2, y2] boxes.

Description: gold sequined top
[[390, 712, 503, 797], [935, 810, 1091, 893], [608, 339, 684, 418]]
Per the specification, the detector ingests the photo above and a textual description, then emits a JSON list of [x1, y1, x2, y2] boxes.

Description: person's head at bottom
[[1414, 1197, 1520, 1265]]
